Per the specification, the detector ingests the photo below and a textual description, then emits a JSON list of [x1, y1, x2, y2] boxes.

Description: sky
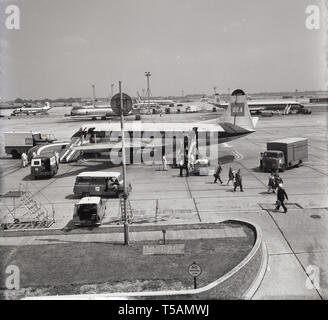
[[0, 0, 326, 99]]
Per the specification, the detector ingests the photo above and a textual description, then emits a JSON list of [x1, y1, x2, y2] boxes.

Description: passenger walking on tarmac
[[227, 167, 235, 185], [274, 170, 283, 189], [276, 183, 289, 213], [214, 161, 223, 184], [267, 171, 276, 193], [21, 152, 28, 168], [234, 169, 243, 192]]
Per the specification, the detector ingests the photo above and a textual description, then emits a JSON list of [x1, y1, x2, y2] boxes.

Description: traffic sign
[[111, 93, 133, 116], [188, 262, 202, 277]]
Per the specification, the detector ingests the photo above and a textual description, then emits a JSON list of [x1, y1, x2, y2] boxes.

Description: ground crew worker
[[54, 151, 60, 167], [234, 169, 243, 192], [184, 154, 189, 177], [162, 154, 168, 171], [268, 172, 276, 193], [179, 158, 184, 177], [21, 152, 28, 168], [214, 161, 223, 184], [227, 167, 234, 185], [276, 183, 288, 213]]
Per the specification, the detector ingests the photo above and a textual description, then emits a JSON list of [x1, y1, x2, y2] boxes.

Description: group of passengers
[[214, 162, 243, 192], [213, 162, 288, 213]]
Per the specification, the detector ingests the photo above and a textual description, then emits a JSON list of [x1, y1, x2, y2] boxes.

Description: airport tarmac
[[0, 106, 327, 299]]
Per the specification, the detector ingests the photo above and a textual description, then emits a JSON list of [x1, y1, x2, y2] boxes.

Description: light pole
[[111, 84, 114, 99], [92, 84, 96, 107], [145, 71, 151, 113], [119, 81, 129, 245]]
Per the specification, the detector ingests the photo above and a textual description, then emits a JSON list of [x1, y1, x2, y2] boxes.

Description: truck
[[4, 132, 56, 159], [260, 137, 308, 172]]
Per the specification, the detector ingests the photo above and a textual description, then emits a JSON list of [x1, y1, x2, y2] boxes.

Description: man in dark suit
[[234, 169, 243, 192], [276, 183, 288, 213]]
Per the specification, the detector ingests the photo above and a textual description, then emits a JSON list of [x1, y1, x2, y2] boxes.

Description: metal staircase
[[19, 192, 52, 227], [0, 184, 55, 230], [60, 136, 82, 163]]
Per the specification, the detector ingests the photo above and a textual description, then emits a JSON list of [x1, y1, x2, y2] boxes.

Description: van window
[[77, 177, 91, 183], [77, 204, 97, 220], [32, 160, 41, 166], [91, 177, 106, 184]]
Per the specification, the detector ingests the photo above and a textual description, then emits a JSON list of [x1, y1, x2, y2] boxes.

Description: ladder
[[19, 192, 51, 227], [119, 195, 133, 223]]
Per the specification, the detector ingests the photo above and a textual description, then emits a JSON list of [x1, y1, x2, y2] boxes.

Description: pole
[[92, 84, 96, 107], [145, 72, 151, 114], [111, 84, 114, 99], [194, 277, 197, 289], [119, 81, 129, 245]]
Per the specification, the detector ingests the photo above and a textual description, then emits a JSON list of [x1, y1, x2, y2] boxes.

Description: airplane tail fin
[[214, 93, 221, 105], [220, 89, 258, 131]]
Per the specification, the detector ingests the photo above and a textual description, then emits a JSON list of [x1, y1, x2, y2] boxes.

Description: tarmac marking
[[304, 164, 328, 177], [262, 207, 324, 300]]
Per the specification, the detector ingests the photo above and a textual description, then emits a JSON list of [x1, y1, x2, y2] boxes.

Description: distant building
[[309, 97, 328, 103]]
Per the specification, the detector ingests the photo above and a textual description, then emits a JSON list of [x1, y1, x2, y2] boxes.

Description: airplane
[[11, 102, 52, 116], [135, 95, 175, 107], [69, 104, 116, 120], [60, 89, 258, 164], [209, 95, 311, 115]]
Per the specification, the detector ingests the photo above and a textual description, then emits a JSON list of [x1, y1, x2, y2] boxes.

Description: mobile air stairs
[[60, 136, 82, 163], [0, 184, 55, 230]]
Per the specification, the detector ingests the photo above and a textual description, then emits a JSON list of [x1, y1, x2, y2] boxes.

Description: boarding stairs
[[0, 184, 55, 229], [60, 136, 82, 163], [176, 129, 199, 169], [19, 192, 53, 227], [119, 195, 133, 224], [284, 104, 292, 115]]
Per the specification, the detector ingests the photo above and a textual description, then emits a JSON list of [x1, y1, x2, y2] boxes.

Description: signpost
[[111, 83, 132, 245], [188, 262, 202, 289]]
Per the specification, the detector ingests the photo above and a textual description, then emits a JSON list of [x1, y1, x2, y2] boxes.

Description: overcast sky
[[0, 0, 326, 99]]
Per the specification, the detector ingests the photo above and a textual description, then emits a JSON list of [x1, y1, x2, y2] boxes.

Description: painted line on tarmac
[[263, 207, 323, 300], [304, 164, 328, 177], [235, 161, 267, 188]]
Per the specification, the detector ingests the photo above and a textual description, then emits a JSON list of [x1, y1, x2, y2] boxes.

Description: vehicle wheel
[[101, 116, 106, 120], [281, 165, 286, 172], [297, 160, 302, 167], [11, 150, 19, 159]]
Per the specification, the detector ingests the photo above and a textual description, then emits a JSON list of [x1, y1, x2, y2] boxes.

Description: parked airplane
[[209, 96, 311, 115], [11, 102, 52, 116], [69, 104, 116, 120], [60, 89, 258, 164], [135, 97, 175, 107]]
